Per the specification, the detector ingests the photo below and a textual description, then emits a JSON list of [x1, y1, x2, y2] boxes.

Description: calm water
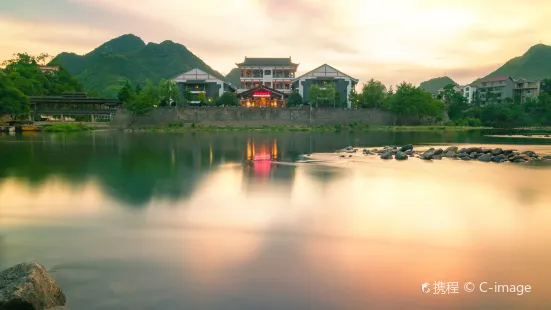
[[1, 130, 551, 310]]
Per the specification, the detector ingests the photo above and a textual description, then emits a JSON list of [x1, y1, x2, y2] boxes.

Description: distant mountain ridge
[[50, 34, 225, 97], [225, 68, 241, 87], [482, 44, 551, 81], [419, 76, 457, 94]]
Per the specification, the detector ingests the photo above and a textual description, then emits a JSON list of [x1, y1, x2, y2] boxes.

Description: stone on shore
[[433, 148, 444, 156], [422, 148, 435, 160], [395, 151, 408, 160], [491, 148, 503, 155], [444, 146, 458, 153], [400, 144, 413, 152], [444, 151, 456, 158], [380, 151, 393, 160], [491, 155, 505, 163], [478, 154, 492, 162], [466, 147, 483, 153], [0, 262, 66, 310]]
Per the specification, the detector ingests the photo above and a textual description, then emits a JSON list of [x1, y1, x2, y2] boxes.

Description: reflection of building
[[236, 57, 299, 94], [245, 138, 279, 178], [237, 86, 287, 108], [172, 68, 236, 104], [292, 64, 359, 108]]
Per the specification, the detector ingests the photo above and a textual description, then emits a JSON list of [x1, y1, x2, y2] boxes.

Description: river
[[1, 130, 550, 310]]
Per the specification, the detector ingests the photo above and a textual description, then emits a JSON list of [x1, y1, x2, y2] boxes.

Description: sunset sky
[[0, 0, 548, 86]]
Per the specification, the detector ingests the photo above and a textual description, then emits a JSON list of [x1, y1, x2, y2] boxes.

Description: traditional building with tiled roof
[[235, 57, 299, 95], [172, 68, 236, 105], [291, 64, 358, 108]]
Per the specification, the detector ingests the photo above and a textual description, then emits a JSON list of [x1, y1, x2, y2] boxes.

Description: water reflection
[[1, 131, 551, 309]]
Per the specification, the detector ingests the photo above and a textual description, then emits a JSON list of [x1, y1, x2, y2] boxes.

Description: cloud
[[0, 0, 550, 86]]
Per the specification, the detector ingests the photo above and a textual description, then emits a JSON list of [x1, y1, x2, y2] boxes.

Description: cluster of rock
[[0, 262, 68, 310], [339, 145, 551, 163]]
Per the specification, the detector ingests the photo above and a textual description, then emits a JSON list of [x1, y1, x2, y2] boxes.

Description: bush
[[445, 120, 456, 126]]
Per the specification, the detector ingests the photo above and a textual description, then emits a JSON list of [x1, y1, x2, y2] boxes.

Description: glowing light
[[253, 91, 271, 97]]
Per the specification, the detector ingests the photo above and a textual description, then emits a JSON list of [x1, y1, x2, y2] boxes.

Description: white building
[[172, 68, 235, 104], [292, 64, 358, 108], [460, 85, 477, 104]]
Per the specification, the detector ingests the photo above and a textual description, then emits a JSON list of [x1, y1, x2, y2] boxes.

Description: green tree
[[541, 78, 551, 96], [158, 78, 179, 106], [287, 91, 303, 107], [307, 85, 322, 107], [387, 82, 444, 125], [87, 90, 101, 97], [439, 84, 469, 121], [124, 80, 158, 125], [197, 92, 207, 105], [0, 72, 30, 117], [217, 92, 238, 106], [117, 81, 134, 103], [360, 79, 387, 108], [308, 82, 336, 107]]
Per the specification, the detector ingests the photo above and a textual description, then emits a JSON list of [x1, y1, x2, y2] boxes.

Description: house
[[172, 68, 235, 104], [513, 78, 541, 103], [460, 85, 477, 104], [291, 64, 358, 108], [475, 76, 515, 104], [235, 57, 299, 94]]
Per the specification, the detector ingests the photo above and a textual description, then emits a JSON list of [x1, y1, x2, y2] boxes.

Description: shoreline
[[121, 124, 492, 133]]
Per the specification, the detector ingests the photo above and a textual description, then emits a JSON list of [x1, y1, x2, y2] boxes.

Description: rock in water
[[445, 151, 456, 158], [422, 148, 435, 160], [478, 154, 492, 162], [466, 147, 483, 153], [380, 151, 393, 160], [433, 148, 444, 156], [0, 262, 66, 310], [491, 155, 504, 163], [395, 151, 408, 160], [444, 146, 458, 153], [400, 144, 413, 152], [491, 148, 503, 155]]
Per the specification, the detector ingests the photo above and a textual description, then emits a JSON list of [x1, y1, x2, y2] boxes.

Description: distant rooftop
[[479, 76, 511, 83], [237, 57, 298, 67]]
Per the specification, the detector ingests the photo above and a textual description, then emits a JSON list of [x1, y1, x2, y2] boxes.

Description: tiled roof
[[237, 57, 298, 67], [479, 76, 511, 83]]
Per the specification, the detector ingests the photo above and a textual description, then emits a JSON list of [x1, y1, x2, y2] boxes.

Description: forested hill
[[50, 34, 225, 97], [482, 44, 551, 81]]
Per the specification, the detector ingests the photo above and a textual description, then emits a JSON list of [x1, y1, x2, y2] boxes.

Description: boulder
[[444, 146, 458, 153], [481, 148, 492, 154], [362, 149, 370, 155], [395, 151, 408, 160], [503, 150, 515, 156], [405, 150, 413, 156], [466, 147, 483, 153], [433, 155, 442, 160], [543, 155, 551, 160], [514, 158, 526, 163], [478, 154, 492, 162], [0, 262, 66, 310], [380, 152, 393, 160], [422, 148, 435, 160], [523, 151, 537, 157], [491, 148, 503, 155], [445, 151, 456, 158], [345, 146, 353, 151], [469, 152, 478, 159], [458, 148, 468, 153], [433, 148, 444, 156], [491, 155, 504, 163], [400, 144, 413, 152]]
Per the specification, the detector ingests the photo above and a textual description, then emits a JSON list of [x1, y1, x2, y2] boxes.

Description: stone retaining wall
[[111, 107, 431, 128]]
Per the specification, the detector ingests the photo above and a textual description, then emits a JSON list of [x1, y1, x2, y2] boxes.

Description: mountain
[[419, 76, 458, 94], [225, 68, 241, 87], [50, 34, 225, 97], [482, 44, 551, 81]]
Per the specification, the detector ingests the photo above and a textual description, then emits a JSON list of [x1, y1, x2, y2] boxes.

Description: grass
[[129, 123, 491, 133], [43, 123, 92, 132]]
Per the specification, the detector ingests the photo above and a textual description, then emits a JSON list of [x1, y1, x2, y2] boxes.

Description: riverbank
[[43, 123, 95, 132], [124, 123, 490, 133]]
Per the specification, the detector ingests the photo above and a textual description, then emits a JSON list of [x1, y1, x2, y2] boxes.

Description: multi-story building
[[460, 84, 477, 104], [475, 76, 515, 104], [513, 78, 541, 103], [236, 57, 299, 94], [292, 64, 358, 108], [172, 68, 235, 104]]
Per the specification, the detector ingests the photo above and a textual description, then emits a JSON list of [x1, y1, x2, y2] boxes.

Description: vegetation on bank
[[0, 53, 82, 118], [43, 123, 92, 132]]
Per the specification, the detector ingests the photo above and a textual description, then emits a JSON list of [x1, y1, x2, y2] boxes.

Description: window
[[265, 82, 272, 88], [264, 70, 271, 75]]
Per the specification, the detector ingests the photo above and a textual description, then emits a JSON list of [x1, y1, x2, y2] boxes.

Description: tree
[[360, 79, 387, 108], [307, 85, 322, 107], [217, 92, 238, 106], [124, 80, 158, 125], [117, 81, 134, 104], [386, 82, 444, 125], [439, 84, 469, 121], [197, 93, 207, 105], [158, 78, 179, 105], [0, 72, 29, 117], [287, 91, 303, 107]]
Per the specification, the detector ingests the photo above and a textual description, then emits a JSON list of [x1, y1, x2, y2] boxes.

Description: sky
[[0, 0, 549, 86]]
